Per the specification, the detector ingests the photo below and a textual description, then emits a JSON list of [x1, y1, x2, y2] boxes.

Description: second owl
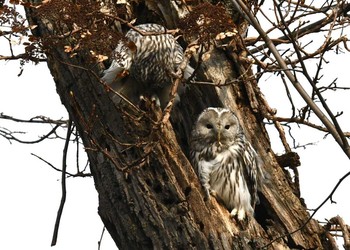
[[190, 107, 265, 220], [102, 23, 194, 108]]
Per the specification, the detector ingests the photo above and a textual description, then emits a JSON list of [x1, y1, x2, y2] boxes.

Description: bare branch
[[161, 40, 197, 124], [31, 153, 91, 178], [102, 13, 179, 36], [263, 170, 350, 248], [51, 118, 73, 246], [97, 226, 106, 250], [247, 2, 350, 55], [0, 53, 46, 62], [273, 120, 291, 152], [326, 216, 350, 250], [0, 123, 62, 144], [0, 113, 67, 125], [235, 0, 350, 158], [275, 2, 350, 154], [267, 115, 350, 137]]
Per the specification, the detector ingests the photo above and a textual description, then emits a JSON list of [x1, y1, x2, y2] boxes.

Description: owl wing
[[190, 149, 211, 199], [242, 142, 263, 208]]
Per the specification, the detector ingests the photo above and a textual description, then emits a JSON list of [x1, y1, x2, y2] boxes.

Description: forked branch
[[235, 0, 350, 158]]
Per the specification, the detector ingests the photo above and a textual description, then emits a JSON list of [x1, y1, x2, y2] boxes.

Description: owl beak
[[117, 69, 129, 78], [217, 130, 222, 146]]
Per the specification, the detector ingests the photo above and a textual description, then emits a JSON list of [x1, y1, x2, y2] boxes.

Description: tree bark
[[24, 0, 330, 249]]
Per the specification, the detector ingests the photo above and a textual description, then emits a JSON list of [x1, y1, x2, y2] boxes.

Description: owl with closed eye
[[190, 107, 265, 220]]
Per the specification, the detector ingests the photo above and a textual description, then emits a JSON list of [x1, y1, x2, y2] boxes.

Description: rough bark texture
[[25, 0, 331, 249]]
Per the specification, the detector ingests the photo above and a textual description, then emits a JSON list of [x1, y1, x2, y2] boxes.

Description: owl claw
[[209, 189, 218, 198], [230, 208, 246, 221], [231, 208, 238, 217], [203, 189, 210, 201], [150, 94, 161, 107], [237, 209, 246, 221]]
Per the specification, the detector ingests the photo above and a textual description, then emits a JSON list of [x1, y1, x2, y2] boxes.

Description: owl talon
[[237, 209, 246, 221], [203, 189, 210, 201], [138, 95, 160, 111], [203, 189, 219, 202], [150, 94, 161, 107], [230, 208, 238, 217], [209, 189, 218, 198], [230, 208, 246, 221]]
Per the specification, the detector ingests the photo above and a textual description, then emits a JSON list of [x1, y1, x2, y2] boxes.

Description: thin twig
[[233, 0, 350, 247], [51, 118, 73, 246], [261, 170, 350, 248], [31, 153, 91, 177], [247, 2, 350, 54], [102, 13, 179, 36], [275, 1, 350, 156], [0, 124, 62, 144], [161, 41, 196, 124], [97, 226, 106, 250], [0, 113, 67, 125], [235, 0, 350, 157]]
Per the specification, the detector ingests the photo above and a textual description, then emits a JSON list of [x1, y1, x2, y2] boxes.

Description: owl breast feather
[[200, 147, 253, 213]]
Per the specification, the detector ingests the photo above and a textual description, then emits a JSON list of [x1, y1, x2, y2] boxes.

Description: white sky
[[0, 60, 116, 249], [1, 1, 350, 250]]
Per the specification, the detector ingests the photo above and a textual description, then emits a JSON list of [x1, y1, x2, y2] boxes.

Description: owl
[[101, 23, 194, 107], [190, 107, 265, 220]]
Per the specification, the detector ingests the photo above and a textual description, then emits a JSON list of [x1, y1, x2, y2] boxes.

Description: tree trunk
[[24, 0, 330, 249]]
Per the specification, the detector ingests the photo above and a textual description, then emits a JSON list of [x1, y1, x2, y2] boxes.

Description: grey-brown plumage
[[190, 107, 265, 220], [102, 23, 193, 107]]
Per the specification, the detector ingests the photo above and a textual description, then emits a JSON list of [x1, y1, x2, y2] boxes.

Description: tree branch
[[235, 0, 350, 158], [263, 170, 350, 248], [0, 53, 47, 61], [0, 123, 62, 144], [0, 113, 67, 125], [266, 114, 350, 138], [31, 153, 91, 177], [274, 1, 350, 155], [247, 2, 350, 55], [97, 226, 106, 250], [51, 118, 73, 246], [326, 215, 350, 249]]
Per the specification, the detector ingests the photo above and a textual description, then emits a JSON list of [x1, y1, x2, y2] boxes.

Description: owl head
[[101, 40, 136, 84], [191, 107, 243, 151], [112, 40, 136, 69]]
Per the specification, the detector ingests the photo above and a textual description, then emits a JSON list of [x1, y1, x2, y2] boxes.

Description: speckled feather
[[190, 107, 265, 220], [101, 23, 193, 106], [126, 24, 187, 87]]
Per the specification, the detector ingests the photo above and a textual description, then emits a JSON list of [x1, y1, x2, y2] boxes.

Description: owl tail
[[101, 61, 126, 85]]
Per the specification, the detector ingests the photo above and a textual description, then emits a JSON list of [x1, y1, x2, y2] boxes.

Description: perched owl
[[101, 23, 194, 107], [190, 107, 265, 220]]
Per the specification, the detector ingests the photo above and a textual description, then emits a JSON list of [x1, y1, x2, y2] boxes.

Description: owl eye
[[206, 124, 213, 129], [224, 125, 230, 130]]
